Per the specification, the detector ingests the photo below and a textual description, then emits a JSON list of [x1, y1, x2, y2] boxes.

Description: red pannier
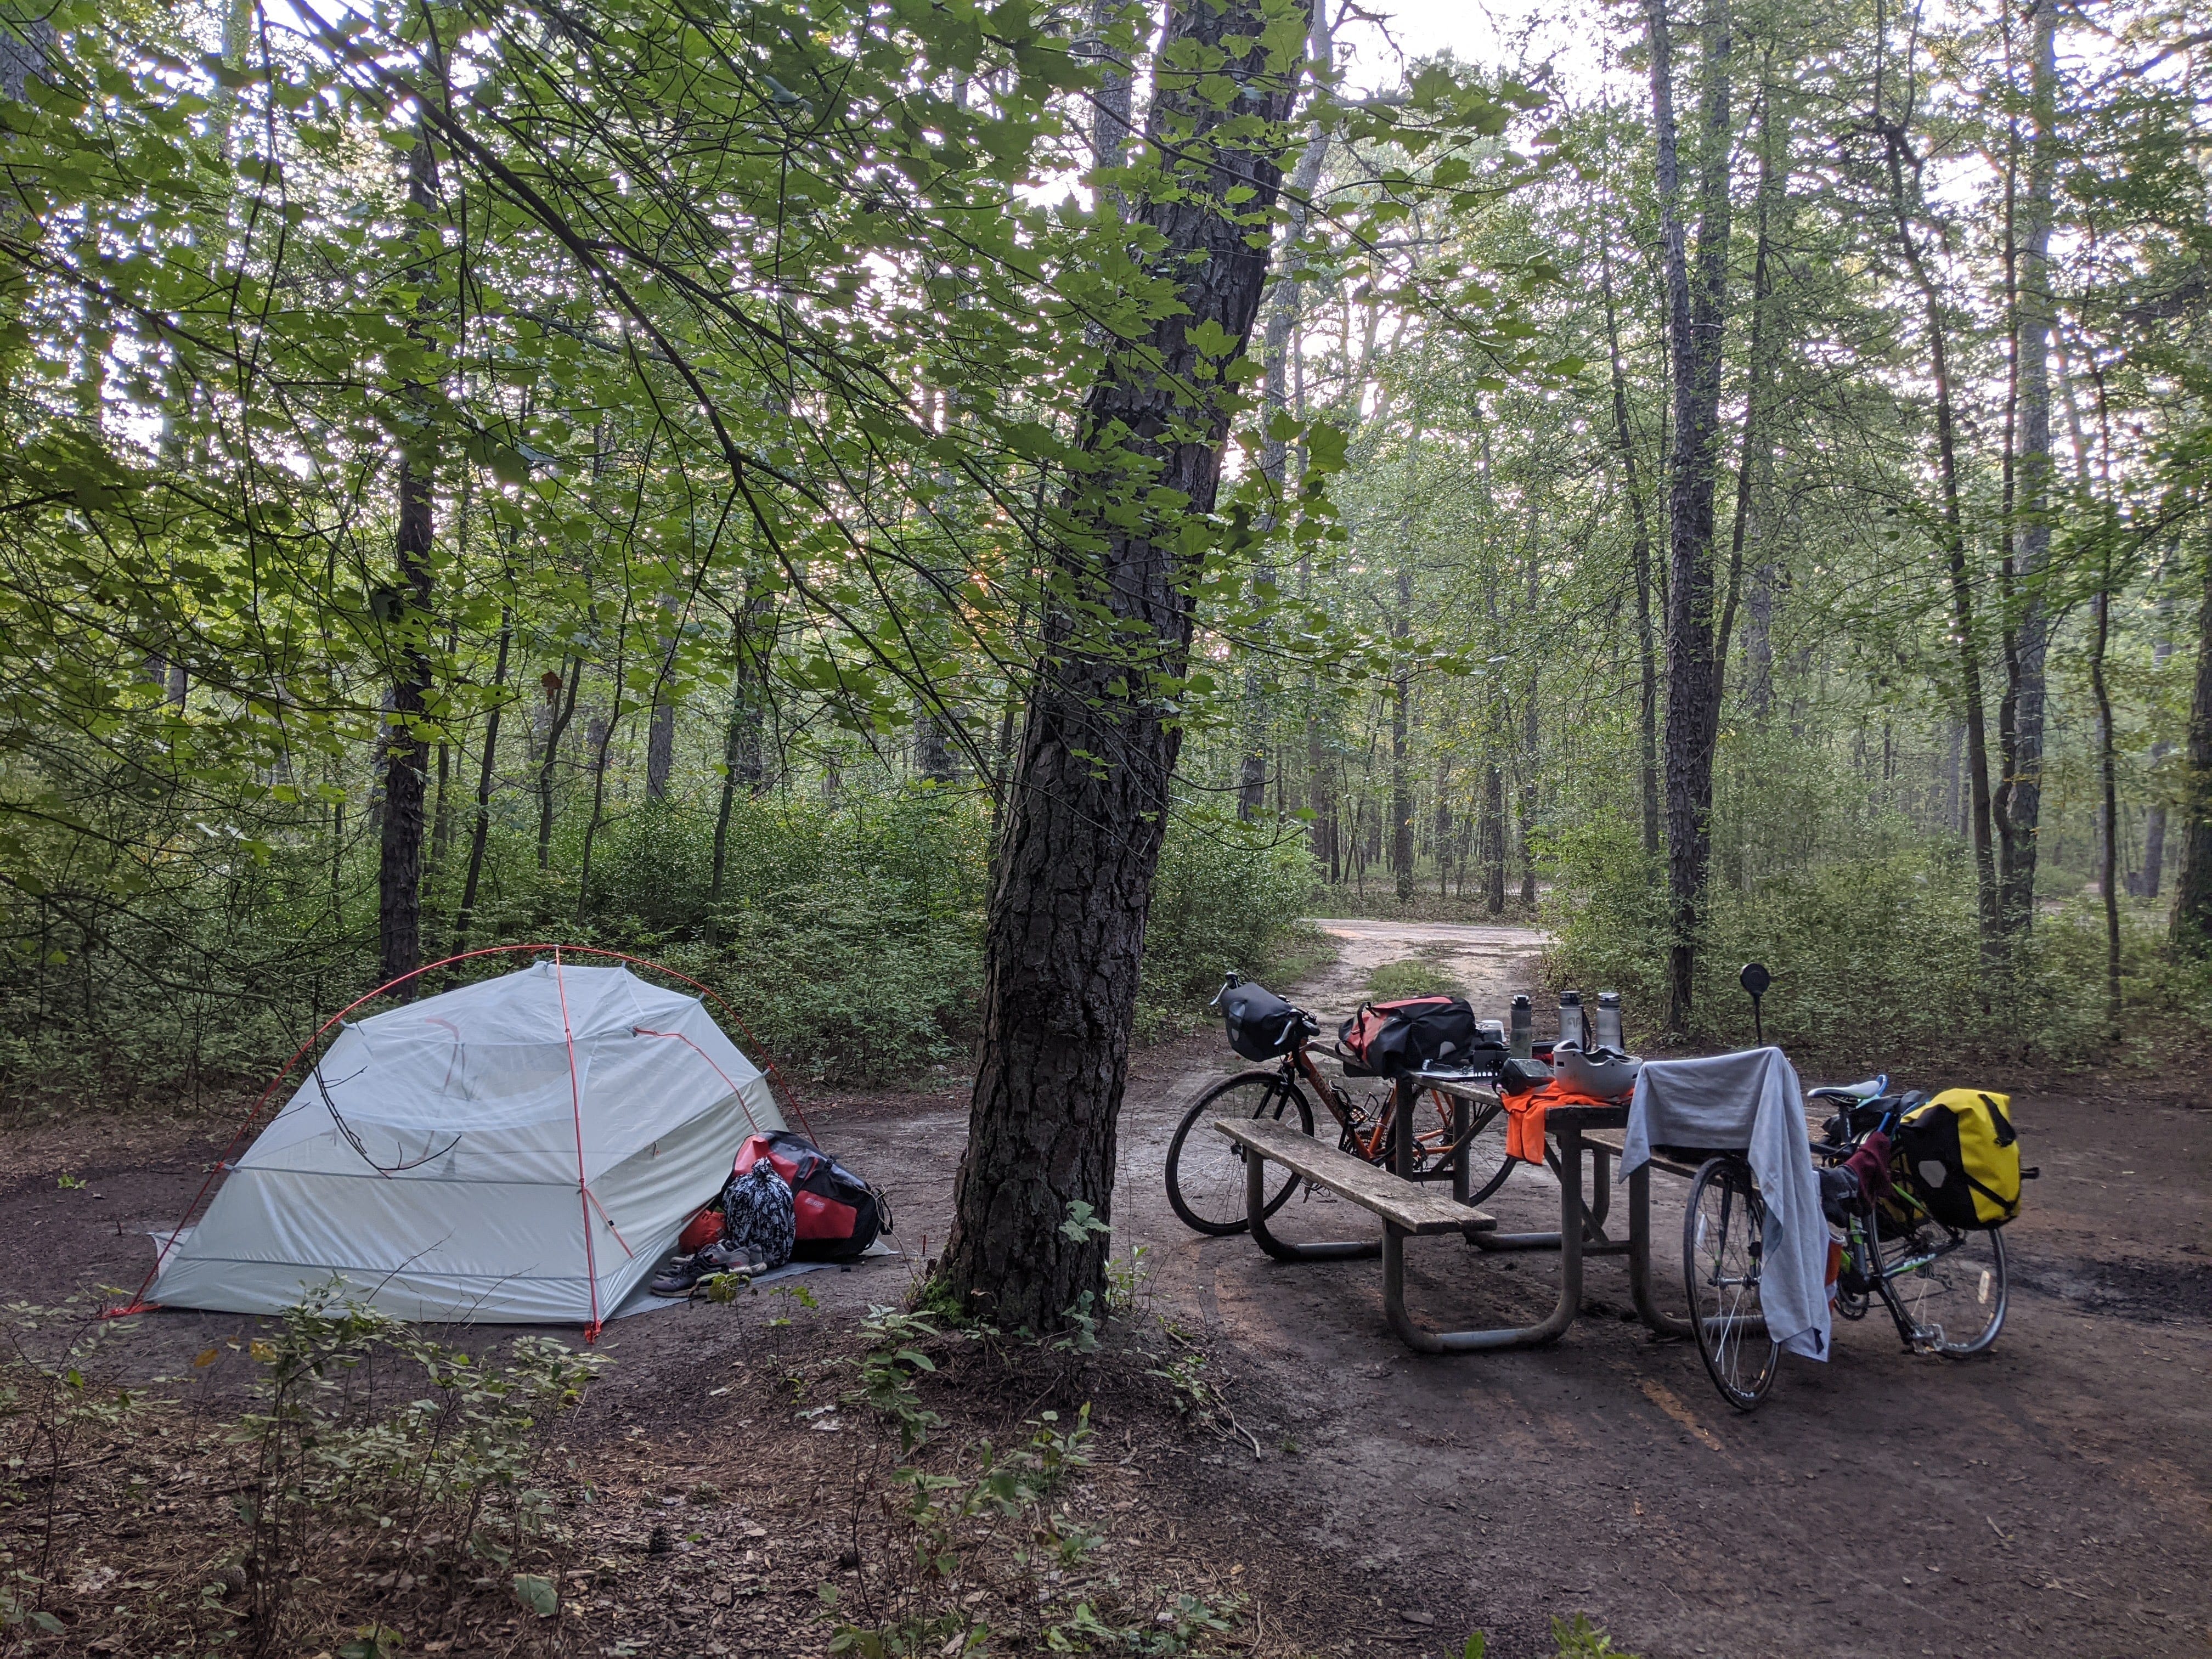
[[731, 1131, 889, 1261], [1338, 995, 1502, 1077]]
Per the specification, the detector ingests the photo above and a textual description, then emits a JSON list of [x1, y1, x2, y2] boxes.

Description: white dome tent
[[140, 955, 786, 1332]]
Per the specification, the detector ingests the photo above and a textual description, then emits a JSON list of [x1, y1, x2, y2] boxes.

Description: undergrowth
[[0, 1289, 602, 1657], [1540, 814, 2212, 1069], [0, 783, 1325, 1118]]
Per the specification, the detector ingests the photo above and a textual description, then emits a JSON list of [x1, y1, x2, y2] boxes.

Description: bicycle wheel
[[1165, 1071, 1314, 1236], [1888, 1223, 2007, 1357], [1421, 1090, 1515, 1206], [1683, 1156, 1781, 1410]]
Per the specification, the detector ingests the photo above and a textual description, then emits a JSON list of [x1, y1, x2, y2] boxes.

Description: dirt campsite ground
[[2, 918, 2209, 1659]]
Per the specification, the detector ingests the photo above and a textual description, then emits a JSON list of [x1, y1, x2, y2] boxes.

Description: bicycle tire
[[1404, 1090, 1515, 1205], [1165, 1071, 1314, 1236], [1684, 1156, 1781, 1411], [1891, 1223, 2007, 1357]]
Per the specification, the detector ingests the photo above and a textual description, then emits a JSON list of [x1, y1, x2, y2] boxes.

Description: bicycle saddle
[[1808, 1075, 1886, 1102]]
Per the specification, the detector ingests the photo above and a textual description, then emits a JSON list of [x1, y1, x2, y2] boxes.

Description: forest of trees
[[1, 0, 2207, 1320]]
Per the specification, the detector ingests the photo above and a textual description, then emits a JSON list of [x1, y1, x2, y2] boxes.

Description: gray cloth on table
[[1617, 1046, 1831, 1362]]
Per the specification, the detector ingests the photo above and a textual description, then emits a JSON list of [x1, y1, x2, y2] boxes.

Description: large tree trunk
[[1648, 0, 1736, 1031], [377, 126, 441, 994], [1995, 0, 2057, 936], [2170, 549, 2212, 952], [934, 0, 1309, 1333]]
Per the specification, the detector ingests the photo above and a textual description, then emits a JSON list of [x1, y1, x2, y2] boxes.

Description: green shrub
[[1542, 819, 2211, 1069], [1137, 810, 1323, 1038]]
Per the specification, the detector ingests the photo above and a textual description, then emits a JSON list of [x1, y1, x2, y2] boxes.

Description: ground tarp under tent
[[146, 961, 785, 1327]]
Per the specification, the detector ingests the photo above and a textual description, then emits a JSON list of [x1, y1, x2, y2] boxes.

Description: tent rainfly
[[148, 962, 783, 1328]]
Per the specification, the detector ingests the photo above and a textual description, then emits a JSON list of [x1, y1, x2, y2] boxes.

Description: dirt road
[[5, 917, 2209, 1657]]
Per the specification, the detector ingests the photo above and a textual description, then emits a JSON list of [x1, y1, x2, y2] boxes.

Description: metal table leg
[[1384, 1111, 1583, 1353], [1245, 1138, 1380, 1263], [1472, 1134, 1630, 1257], [1627, 1164, 1694, 1337]]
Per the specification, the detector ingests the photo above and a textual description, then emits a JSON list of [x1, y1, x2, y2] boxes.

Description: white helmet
[[1550, 1041, 1640, 1100]]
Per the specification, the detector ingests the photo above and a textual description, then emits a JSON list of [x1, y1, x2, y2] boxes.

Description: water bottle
[[1593, 991, 1624, 1052], [1508, 994, 1533, 1059], [1558, 990, 1585, 1049]]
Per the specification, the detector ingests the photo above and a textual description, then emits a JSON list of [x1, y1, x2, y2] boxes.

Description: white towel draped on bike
[[1618, 1047, 1832, 1361]]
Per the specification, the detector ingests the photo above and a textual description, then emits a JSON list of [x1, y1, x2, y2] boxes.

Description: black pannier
[[1220, 981, 1310, 1062], [1339, 995, 1505, 1078]]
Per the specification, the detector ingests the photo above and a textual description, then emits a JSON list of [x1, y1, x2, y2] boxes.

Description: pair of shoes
[[648, 1237, 765, 1297]]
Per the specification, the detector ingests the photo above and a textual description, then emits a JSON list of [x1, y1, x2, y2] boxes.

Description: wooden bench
[[1212, 1114, 1498, 1238], [1224, 1077, 1694, 1353], [1581, 1128, 1702, 1181]]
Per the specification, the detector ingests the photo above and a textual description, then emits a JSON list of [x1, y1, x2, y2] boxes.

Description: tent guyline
[[107, 944, 801, 1336]]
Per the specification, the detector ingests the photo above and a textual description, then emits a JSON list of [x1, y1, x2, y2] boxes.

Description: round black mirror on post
[[1739, 962, 1771, 1045]]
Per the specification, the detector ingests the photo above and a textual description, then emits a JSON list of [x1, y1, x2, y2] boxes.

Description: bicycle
[[1685, 1072, 2011, 1410], [1163, 972, 1514, 1237]]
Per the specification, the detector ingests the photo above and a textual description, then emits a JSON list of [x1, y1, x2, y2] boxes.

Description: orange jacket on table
[[1502, 1079, 1623, 1164]]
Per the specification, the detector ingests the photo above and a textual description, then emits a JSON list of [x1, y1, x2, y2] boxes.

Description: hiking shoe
[[649, 1252, 712, 1297], [650, 1237, 762, 1297]]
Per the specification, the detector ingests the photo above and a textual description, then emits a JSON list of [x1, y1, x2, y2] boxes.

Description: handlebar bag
[[1895, 1089, 2035, 1228], [1221, 981, 1307, 1062], [1338, 995, 1503, 1077]]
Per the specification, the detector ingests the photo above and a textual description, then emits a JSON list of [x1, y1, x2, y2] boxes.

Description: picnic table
[[1215, 1070, 1694, 1353]]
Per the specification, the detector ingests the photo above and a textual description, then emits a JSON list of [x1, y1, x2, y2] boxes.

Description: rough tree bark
[[934, 0, 1311, 1332], [376, 124, 441, 994], [1648, 0, 1736, 1030]]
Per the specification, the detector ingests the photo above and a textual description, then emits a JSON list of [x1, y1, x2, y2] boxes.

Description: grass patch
[[1364, 957, 1465, 1001]]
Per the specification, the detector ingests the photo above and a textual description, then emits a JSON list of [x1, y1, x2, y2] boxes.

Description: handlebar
[[1209, 969, 1244, 1011]]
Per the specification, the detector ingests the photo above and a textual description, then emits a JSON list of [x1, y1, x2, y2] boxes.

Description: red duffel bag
[[731, 1131, 889, 1261]]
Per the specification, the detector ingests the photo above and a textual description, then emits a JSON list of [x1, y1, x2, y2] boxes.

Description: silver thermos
[[1593, 990, 1624, 1051]]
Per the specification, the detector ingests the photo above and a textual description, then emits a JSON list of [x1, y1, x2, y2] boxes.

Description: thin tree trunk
[[1599, 207, 1662, 856], [1520, 546, 1539, 908], [536, 662, 581, 868], [1995, 0, 2057, 936], [449, 606, 511, 961], [646, 658, 677, 802], [2168, 546, 2212, 952], [1718, 85, 1784, 679], [377, 124, 441, 994], [1483, 758, 1506, 915], [1242, 8, 1335, 822], [935, 0, 1309, 1334], [707, 593, 774, 947], [1391, 582, 1414, 903], [1649, 0, 1737, 1031], [575, 606, 631, 921], [2090, 578, 2120, 1030], [1878, 116, 2001, 952]]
